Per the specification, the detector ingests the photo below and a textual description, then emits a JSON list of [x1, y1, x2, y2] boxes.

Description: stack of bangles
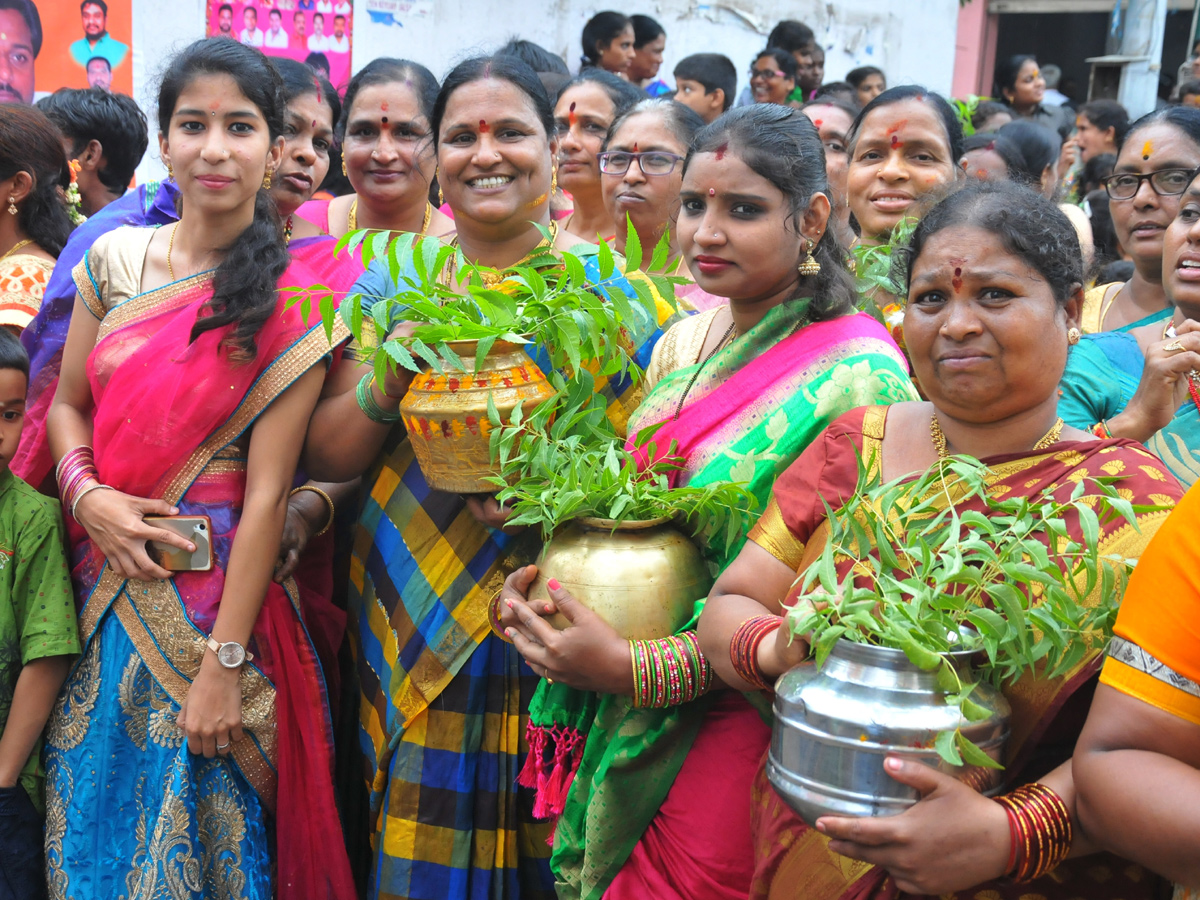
[[356, 373, 403, 424], [289, 485, 335, 537], [56, 445, 115, 518], [1091, 420, 1113, 439], [994, 782, 1073, 882], [730, 614, 784, 691], [630, 632, 713, 707]]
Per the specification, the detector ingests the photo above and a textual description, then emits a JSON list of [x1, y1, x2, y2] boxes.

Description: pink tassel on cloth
[[520, 721, 585, 825]]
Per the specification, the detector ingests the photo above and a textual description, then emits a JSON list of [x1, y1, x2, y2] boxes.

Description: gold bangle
[[488, 589, 513, 643], [289, 485, 335, 538]]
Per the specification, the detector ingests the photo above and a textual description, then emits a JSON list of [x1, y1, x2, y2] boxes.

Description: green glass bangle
[[356, 373, 403, 424]]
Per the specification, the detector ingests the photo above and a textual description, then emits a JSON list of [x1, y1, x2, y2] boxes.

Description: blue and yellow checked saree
[[345, 255, 676, 900]]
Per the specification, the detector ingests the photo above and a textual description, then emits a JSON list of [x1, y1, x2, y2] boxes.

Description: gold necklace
[[930, 414, 1064, 459], [0, 238, 33, 261], [442, 221, 559, 288], [673, 321, 737, 420], [348, 198, 432, 235], [166, 223, 179, 281]]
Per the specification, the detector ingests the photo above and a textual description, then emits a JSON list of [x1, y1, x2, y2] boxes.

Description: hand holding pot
[[506, 577, 634, 694], [465, 494, 526, 535], [815, 756, 1011, 894]]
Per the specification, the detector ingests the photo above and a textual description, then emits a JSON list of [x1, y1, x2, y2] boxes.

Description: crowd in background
[[0, 6, 1199, 900]]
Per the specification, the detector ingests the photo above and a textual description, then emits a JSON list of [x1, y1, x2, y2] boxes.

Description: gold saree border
[[748, 498, 805, 570], [1101, 653, 1200, 727], [112, 582, 279, 809], [96, 271, 213, 341], [71, 258, 104, 319]]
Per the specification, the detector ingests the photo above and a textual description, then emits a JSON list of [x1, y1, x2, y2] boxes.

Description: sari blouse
[[0, 253, 54, 332]]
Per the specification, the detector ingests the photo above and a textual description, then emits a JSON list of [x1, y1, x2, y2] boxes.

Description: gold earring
[[262, 171, 272, 190], [341, 156, 347, 178], [166, 163, 174, 181], [1067, 326, 1081, 346], [6, 196, 16, 216], [551, 166, 558, 195], [438, 181, 444, 207], [798, 239, 821, 277]]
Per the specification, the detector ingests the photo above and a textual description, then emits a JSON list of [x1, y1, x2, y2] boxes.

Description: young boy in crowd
[[673, 52, 736, 124], [0, 327, 78, 898]]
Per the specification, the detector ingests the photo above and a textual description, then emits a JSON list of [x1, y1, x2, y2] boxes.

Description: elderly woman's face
[[904, 225, 1078, 424]]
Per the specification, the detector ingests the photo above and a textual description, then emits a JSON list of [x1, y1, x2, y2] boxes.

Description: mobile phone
[[144, 515, 214, 573]]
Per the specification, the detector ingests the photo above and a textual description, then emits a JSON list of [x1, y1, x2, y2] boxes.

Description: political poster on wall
[[18, 0, 134, 102], [207, 1, 353, 92]]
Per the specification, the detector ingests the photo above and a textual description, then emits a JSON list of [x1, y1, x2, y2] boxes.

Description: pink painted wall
[[953, 0, 1001, 97]]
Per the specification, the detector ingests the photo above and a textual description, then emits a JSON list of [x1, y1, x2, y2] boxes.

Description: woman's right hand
[[73, 488, 194, 581], [380, 320, 419, 400], [1112, 320, 1200, 442], [495, 565, 554, 632], [1057, 138, 1079, 181]]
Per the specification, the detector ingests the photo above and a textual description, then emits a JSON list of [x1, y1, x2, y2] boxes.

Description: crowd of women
[[0, 10, 1199, 900]]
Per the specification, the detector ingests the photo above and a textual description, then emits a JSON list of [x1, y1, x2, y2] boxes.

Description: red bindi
[[714, 142, 728, 160], [708, 188, 715, 196], [568, 102, 578, 127], [813, 119, 823, 127], [479, 119, 490, 133], [951, 266, 963, 292], [381, 101, 389, 112], [890, 135, 900, 148], [632, 143, 638, 153]]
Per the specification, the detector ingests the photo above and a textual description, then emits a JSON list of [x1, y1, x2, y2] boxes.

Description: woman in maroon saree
[[42, 40, 355, 900]]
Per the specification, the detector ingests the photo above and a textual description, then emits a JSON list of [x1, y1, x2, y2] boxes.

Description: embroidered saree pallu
[[745, 404, 1182, 900], [524, 303, 919, 900], [43, 226, 355, 900]]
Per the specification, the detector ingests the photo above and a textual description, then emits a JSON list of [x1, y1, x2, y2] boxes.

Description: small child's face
[[674, 78, 719, 122], [0, 368, 27, 476]]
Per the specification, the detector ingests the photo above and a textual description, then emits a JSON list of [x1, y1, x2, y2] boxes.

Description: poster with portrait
[[207, 1, 353, 93], [20, 0, 134, 102]]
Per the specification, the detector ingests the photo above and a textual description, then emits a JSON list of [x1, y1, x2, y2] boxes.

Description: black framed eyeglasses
[[597, 150, 684, 176], [1102, 168, 1195, 200], [749, 67, 785, 81]]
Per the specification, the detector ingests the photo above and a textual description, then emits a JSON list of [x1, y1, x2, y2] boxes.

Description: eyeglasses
[[749, 67, 785, 80], [597, 150, 683, 176], [1102, 168, 1195, 200]]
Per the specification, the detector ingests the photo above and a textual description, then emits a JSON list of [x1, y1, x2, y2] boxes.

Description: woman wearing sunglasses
[[750, 48, 798, 107], [1079, 108, 1200, 333]]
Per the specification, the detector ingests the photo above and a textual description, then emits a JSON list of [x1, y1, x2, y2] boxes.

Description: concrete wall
[[129, 0, 961, 183]]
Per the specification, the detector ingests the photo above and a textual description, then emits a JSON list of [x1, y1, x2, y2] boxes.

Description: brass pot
[[527, 517, 712, 640], [400, 339, 556, 494]]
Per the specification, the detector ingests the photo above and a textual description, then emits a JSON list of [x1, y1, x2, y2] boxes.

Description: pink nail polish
[[505, 599, 514, 609], [545, 604, 554, 613], [547, 578, 561, 591]]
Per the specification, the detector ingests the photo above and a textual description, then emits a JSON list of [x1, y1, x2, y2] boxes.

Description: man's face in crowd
[[82, 2, 106, 38], [87, 58, 111, 90], [0, 10, 35, 103]]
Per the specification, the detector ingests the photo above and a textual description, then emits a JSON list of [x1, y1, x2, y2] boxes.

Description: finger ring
[[1165, 340, 1186, 352], [216, 741, 231, 751]]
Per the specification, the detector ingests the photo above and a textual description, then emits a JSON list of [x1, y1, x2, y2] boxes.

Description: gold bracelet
[[488, 589, 513, 643], [289, 485, 335, 538]]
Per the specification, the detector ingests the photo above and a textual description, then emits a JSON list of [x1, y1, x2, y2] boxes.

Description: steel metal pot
[[527, 517, 712, 640], [768, 638, 1010, 826], [400, 339, 556, 494]]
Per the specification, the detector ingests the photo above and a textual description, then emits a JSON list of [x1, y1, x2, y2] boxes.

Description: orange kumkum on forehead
[[1142, 140, 1154, 160], [568, 102, 577, 127]]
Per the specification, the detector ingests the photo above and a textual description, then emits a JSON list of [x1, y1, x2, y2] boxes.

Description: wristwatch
[[206, 636, 254, 669]]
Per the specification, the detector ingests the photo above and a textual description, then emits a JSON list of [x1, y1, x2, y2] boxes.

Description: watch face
[[216, 642, 246, 668]]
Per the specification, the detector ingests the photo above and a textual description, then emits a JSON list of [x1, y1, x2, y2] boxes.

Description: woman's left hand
[[177, 657, 244, 759], [274, 494, 317, 582], [507, 580, 634, 694], [464, 494, 526, 536], [815, 756, 1011, 895]]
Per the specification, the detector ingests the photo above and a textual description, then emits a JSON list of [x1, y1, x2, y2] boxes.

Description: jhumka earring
[[798, 238, 821, 276], [551, 166, 559, 195], [1067, 327, 1081, 346], [262, 171, 273, 190], [341, 156, 348, 178]]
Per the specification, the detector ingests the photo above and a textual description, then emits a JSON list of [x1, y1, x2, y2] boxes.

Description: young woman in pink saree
[[42, 40, 356, 900]]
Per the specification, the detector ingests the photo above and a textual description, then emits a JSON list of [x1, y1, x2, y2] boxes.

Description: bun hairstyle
[[0, 104, 73, 256], [338, 57, 439, 142], [432, 55, 554, 146], [580, 11, 631, 68], [273, 56, 341, 128], [847, 84, 964, 164], [897, 180, 1083, 306], [157, 38, 287, 359], [684, 104, 857, 321]]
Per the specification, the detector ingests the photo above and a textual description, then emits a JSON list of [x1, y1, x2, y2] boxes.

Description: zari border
[[96, 271, 213, 341], [71, 258, 104, 319], [112, 582, 279, 809], [747, 498, 805, 570]]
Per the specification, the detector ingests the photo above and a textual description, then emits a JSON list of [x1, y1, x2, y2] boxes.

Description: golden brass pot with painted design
[[400, 339, 556, 493], [527, 517, 712, 640]]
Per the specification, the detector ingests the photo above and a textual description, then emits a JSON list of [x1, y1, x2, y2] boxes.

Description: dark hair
[[1180, 80, 1200, 99], [0, 326, 29, 378], [1077, 99, 1130, 144], [86, 56, 110, 71], [1096, 257, 1134, 285], [304, 52, 330, 73], [218, 2, 231, 13], [899, 181, 1083, 305], [556, 68, 644, 119], [1081, 152, 1116, 193], [311, 11, 322, 23], [845, 66, 884, 88], [339, 57, 438, 141], [433, 55, 553, 146], [581, 11, 631, 67], [960, 132, 1025, 179], [684, 104, 857, 320], [157, 39, 287, 358], [35, 88, 148, 197], [272, 57, 340, 129], [756, 47, 799, 82], [496, 38, 569, 76], [1085, 188, 1120, 269], [1120, 105, 1200, 153], [814, 81, 857, 106], [802, 95, 862, 125], [80, 0, 106, 13], [993, 54, 1038, 103], [0, 105, 72, 257], [631, 14, 664, 49], [673, 53, 736, 110], [603, 98, 704, 152], [0, 0, 41, 57], [244, 4, 257, 17], [997, 120, 1060, 186], [848, 85, 964, 163], [269, 8, 281, 17], [971, 99, 1011, 131], [766, 20, 814, 54]]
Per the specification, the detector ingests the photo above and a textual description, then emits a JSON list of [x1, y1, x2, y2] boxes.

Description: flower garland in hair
[[64, 159, 86, 226]]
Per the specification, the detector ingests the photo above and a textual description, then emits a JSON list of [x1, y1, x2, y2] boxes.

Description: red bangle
[[730, 615, 783, 691]]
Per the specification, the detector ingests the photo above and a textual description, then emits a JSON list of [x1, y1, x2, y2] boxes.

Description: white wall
[[129, 0, 961, 183]]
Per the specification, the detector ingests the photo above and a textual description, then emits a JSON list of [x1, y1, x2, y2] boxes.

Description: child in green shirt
[[0, 328, 79, 899]]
